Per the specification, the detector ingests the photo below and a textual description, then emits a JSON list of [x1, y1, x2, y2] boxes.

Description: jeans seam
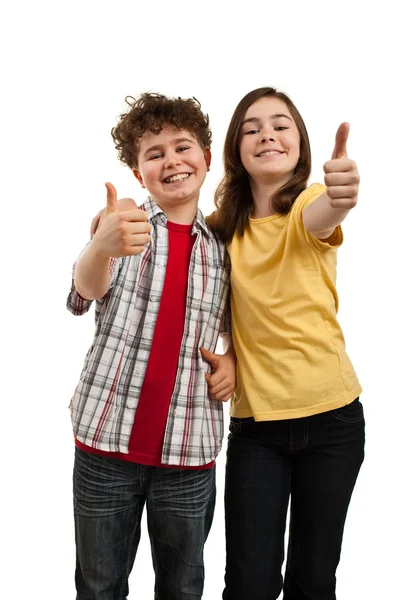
[[119, 524, 141, 598], [289, 419, 309, 451]]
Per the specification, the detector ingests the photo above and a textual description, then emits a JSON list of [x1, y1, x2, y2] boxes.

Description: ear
[[132, 168, 146, 188], [204, 147, 212, 171]]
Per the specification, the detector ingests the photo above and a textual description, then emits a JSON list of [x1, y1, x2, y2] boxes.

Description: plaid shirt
[[67, 197, 231, 466]]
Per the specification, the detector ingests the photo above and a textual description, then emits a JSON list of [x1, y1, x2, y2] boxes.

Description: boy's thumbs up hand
[[200, 346, 236, 403], [323, 123, 359, 210], [90, 183, 139, 236], [105, 182, 119, 215], [91, 182, 151, 258]]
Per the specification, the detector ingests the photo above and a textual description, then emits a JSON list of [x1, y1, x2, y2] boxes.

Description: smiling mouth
[[164, 173, 191, 184], [256, 150, 284, 158]]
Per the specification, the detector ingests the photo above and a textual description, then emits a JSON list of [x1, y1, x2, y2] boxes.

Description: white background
[[2, 1, 406, 598]]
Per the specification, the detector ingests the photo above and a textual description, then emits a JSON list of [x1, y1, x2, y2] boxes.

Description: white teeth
[[258, 150, 282, 157], [165, 173, 190, 183]]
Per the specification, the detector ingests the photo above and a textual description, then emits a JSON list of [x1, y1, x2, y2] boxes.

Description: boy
[[67, 93, 235, 600]]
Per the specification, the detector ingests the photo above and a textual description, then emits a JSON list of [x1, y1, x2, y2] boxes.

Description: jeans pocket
[[331, 398, 364, 423]]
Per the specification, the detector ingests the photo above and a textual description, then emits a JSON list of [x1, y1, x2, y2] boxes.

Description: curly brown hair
[[111, 92, 212, 169], [207, 87, 311, 243]]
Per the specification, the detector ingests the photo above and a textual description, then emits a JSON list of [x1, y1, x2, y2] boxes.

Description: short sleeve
[[291, 183, 344, 251]]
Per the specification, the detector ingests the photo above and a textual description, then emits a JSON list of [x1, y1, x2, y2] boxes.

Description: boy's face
[[133, 125, 211, 213]]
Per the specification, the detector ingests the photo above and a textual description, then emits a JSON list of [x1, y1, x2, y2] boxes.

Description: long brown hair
[[207, 87, 311, 243]]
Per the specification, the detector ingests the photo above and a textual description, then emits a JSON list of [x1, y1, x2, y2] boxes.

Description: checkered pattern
[[67, 197, 231, 466]]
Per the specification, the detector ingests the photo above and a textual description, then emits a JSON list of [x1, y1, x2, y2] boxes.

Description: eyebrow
[[242, 113, 293, 126], [143, 137, 196, 156]]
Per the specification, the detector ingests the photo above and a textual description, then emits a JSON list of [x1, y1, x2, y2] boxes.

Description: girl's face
[[239, 96, 301, 186]]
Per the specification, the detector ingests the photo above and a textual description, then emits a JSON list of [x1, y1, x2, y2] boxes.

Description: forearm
[[73, 241, 111, 300], [302, 193, 351, 239]]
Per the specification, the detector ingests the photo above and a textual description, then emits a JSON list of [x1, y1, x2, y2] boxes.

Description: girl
[[207, 87, 364, 600]]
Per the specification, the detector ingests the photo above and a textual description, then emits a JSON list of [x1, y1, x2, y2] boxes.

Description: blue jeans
[[73, 448, 216, 599], [223, 399, 365, 600]]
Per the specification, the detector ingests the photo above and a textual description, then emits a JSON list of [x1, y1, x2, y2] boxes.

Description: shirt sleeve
[[293, 183, 344, 251], [219, 252, 231, 335], [66, 244, 123, 316]]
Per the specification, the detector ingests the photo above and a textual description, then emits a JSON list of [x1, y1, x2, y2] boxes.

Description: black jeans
[[73, 448, 216, 600], [223, 399, 365, 600]]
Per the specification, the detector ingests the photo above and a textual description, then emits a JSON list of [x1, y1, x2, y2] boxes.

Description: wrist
[[89, 236, 111, 262], [221, 333, 235, 357], [224, 347, 236, 360]]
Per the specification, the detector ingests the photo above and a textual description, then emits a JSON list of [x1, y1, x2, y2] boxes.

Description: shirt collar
[[142, 196, 213, 241]]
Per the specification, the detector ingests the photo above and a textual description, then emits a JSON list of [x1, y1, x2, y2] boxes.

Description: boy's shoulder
[[198, 211, 228, 264]]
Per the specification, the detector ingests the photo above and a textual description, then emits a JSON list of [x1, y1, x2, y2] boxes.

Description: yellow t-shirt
[[228, 183, 362, 420]]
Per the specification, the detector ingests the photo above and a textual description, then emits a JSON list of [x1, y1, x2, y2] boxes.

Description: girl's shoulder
[[293, 183, 326, 212], [291, 183, 343, 251]]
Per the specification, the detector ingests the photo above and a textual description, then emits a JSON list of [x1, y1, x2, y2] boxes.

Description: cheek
[[239, 141, 251, 167], [193, 151, 209, 172], [287, 133, 301, 155], [240, 138, 249, 154], [141, 163, 159, 185]]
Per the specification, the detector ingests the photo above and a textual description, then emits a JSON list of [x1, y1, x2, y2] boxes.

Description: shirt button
[[157, 264, 163, 269], [151, 296, 157, 302], [135, 368, 141, 375]]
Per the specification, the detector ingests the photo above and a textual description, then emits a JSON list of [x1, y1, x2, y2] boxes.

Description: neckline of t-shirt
[[249, 213, 282, 224], [166, 220, 194, 233]]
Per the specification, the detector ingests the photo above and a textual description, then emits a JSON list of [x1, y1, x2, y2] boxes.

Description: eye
[[274, 126, 288, 131], [176, 146, 190, 152], [244, 129, 259, 135], [150, 153, 163, 160]]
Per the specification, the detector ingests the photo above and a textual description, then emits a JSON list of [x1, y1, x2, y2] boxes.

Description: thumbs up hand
[[105, 181, 119, 215], [92, 182, 151, 258], [323, 123, 360, 210], [90, 183, 139, 236], [200, 346, 236, 403]]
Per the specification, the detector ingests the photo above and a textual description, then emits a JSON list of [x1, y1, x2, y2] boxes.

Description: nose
[[164, 151, 182, 168], [260, 131, 275, 143]]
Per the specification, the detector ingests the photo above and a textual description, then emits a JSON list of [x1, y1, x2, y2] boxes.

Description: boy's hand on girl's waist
[[200, 347, 236, 403], [91, 182, 151, 259]]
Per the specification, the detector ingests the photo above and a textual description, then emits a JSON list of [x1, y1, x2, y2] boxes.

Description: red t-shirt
[[76, 220, 214, 469]]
